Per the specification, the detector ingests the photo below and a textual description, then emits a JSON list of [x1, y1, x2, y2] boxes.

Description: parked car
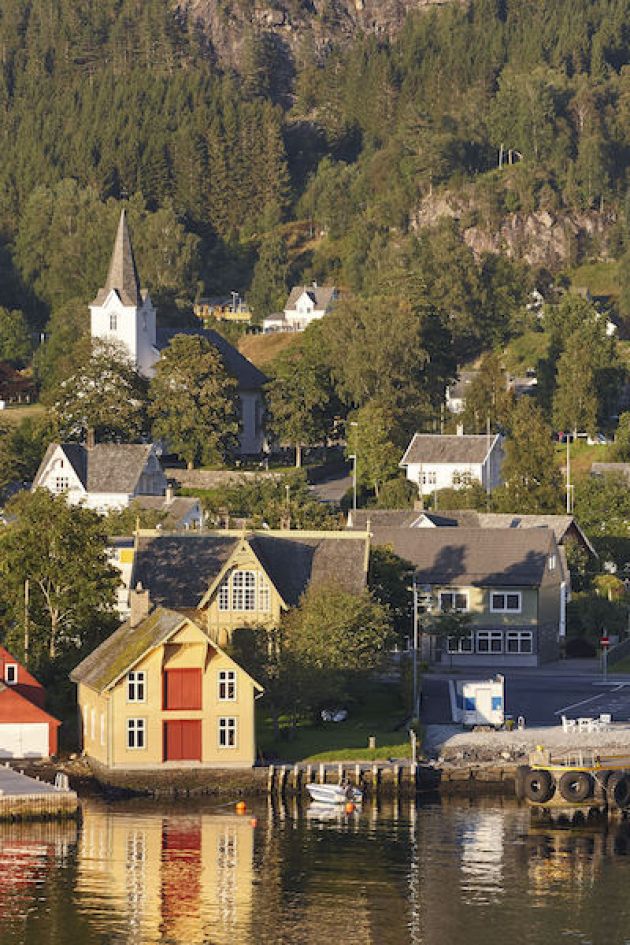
[[587, 433, 610, 445]]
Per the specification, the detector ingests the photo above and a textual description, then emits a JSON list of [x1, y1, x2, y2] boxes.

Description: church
[[89, 210, 267, 455]]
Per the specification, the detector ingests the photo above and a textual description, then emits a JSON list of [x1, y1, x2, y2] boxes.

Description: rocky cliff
[[183, 0, 457, 68]]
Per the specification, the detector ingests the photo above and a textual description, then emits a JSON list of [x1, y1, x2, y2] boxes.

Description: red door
[[163, 720, 202, 761], [163, 669, 202, 710]]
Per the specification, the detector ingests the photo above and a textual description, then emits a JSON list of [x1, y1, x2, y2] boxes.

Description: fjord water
[[1, 797, 630, 945]]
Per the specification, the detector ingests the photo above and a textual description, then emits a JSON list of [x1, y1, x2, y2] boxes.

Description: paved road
[[421, 665, 630, 727], [310, 474, 351, 505]]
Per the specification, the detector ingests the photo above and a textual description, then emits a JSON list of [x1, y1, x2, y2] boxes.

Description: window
[[447, 634, 474, 654], [218, 670, 236, 701], [218, 717, 237, 748], [127, 671, 146, 703], [258, 575, 271, 612], [100, 713, 106, 747], [549, 555, 556, 571], [439, 591, 468, 613], [218, 571, 268, 612], [83, 704, 89, 739], [4, 664, 17, 685], [109, 313, 118, 331], [127, 718, 146, 750], [54, 476, 69, 493], [506, 630, 533, 654], [490, 592, 522, 613], [232, 571, 256, 611], [476, 630, 503, 654], [421, 470, 437, 486], [91, 708, 96, 740]]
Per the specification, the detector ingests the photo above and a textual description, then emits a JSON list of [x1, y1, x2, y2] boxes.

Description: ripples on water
[[1, 797, 630, 945]]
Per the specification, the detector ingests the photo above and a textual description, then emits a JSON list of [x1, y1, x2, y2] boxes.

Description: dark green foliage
[[0, 308, 32, 367], [493, 398, 564, 513], [148, 334, 240, 468], [0, 414, 52, 493]]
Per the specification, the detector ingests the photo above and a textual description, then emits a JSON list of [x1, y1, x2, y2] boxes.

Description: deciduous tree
[[148, 334, 239, 468]]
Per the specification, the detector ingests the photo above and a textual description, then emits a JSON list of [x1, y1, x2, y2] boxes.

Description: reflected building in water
[[77, 804, 254, 944]]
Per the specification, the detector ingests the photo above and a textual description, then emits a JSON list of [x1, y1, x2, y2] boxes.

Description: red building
[[0, 647, 60, 758]]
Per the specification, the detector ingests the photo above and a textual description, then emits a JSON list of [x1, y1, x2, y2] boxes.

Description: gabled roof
[[285, 285, 336, 311], [591, 462, 630, 482], [91, 209, 143, 308], [347, 509, 458, 529], [155, 327, 267, 390], [0, 684, 60, 726], [133, 495, 201, 528], [70, 607, 263, 695], [371, 527, 558, 587], [33, 443, 160, 495], [132, 530, 369, 610], [400, 433, 501, 467]]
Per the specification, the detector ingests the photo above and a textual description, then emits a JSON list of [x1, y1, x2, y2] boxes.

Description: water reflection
[[1, 797, 630, 944]]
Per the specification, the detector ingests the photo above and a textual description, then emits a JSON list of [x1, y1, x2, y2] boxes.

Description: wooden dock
[[266, 761, 440, 798], [0, 764, 78, 821]]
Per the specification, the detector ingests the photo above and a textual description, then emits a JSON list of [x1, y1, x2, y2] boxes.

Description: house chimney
[[456, 423, 464, 436], [129, 582, 150, 628], [165, 483, 174, 505], [86, 428, 96, 449]]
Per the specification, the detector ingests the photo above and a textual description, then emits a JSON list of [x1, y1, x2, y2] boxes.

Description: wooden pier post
[[267, 765, 275, 795], [318, 763, 325, 784]]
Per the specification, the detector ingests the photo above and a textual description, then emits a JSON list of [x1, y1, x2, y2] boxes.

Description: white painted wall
[[0, 723, 49, 758], [89, 291, 158, 378]]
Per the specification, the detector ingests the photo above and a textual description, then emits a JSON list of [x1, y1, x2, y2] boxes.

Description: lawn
[[553, 439, 614, 483], [238, 331, 299, 368], [257, 682, 414, 763], [503, 330, 549, 374], [569, 261, 620, 299], [1, 403, 45, 424], [610, 656, 630, 673]]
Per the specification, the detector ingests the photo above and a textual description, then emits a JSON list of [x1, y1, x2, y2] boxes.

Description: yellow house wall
[[78, 682, 110, 766], [202, 544, 284, 646], [78, 621, 258, 770]]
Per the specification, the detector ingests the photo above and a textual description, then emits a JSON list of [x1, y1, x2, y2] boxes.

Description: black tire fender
[[607, 772, 630, 809], [523, 769, 554, 803], [558, 771, 593, 803]]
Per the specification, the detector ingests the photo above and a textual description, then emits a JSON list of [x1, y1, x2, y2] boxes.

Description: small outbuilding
[[0, 646, 60, 758]]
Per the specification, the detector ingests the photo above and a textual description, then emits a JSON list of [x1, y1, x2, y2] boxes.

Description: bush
[[565, 636, 597, 658]]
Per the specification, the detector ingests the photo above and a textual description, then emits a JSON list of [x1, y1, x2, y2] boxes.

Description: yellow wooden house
[[71, 600, 263, 770]]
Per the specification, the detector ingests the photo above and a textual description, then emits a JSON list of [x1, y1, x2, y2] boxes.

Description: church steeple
[[92, 208, 142, 307]]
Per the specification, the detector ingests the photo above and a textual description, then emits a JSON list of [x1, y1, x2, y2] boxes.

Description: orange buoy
[[250, 817, 258, 828], [345, 801, 355, 814], [235, 800, 247, 814]]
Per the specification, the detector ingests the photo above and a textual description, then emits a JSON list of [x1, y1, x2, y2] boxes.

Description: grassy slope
[[1, 404, 45, 424], [257, 682, 412, 763], [570, 261, 621, 299], [238, 332, 299, 368], [554, 440, 614, 483]]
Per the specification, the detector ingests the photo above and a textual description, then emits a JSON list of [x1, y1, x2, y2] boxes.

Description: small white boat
[[305, 782, 363, 805]]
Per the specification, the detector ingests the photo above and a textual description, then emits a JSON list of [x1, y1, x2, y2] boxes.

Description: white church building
[[90, 210, 267, 454]]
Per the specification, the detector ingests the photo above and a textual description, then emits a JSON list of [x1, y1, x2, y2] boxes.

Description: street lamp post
[[349, 454, 357, 512], [412, 575, 419, 718]]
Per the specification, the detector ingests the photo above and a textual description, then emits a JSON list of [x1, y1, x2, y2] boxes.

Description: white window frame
[[218, 670, 237, 702], [127, 718, 146, 750], [549, 554, 557, 571], [100, 713, 106, 747], [438, 590, 469, 613], [218, 717, 237, 748], [218, 571, 266, 612], [446, 633, 474, 654], [54, 476, 69, 493], [476, 630, 504, 654], [91, 708, 96, 741], [4, 664, 17, 685], [127, 671, 146, 703], [109, 313, 118, 331], [490, 592, 522, 614], [506, 630, 533, 655]]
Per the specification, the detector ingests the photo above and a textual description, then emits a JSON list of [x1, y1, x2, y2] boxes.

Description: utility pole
[[412, 576, 419, 718], [24, 579, 30, 666], [566, 435, 572, 514], [349, 420, 358, 513]]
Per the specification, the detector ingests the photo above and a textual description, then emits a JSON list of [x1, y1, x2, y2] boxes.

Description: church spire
[[101, 208, 142, 307]]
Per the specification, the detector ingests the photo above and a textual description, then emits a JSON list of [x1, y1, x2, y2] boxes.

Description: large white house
[[262, 284, 338, 333], [399, 432, 504, 495], [32, 442, 167, 512], [90, 210, 267, 454]]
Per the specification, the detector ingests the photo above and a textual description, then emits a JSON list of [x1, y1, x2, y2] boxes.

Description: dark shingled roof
[[155, 327, 267, 390], [91, 209, 143, 307], [133, 495, 201, 529], [371, 527, 556, 587], [134, 535, 240, 608], [132, 532, 368, 609], [348, 510, 458, 529], [33, 443, 161, 495], [285, 285, 336, 311], [591, 462, 630, 483], [400, 434, 500, 466], [71, 607, 184, 692]]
